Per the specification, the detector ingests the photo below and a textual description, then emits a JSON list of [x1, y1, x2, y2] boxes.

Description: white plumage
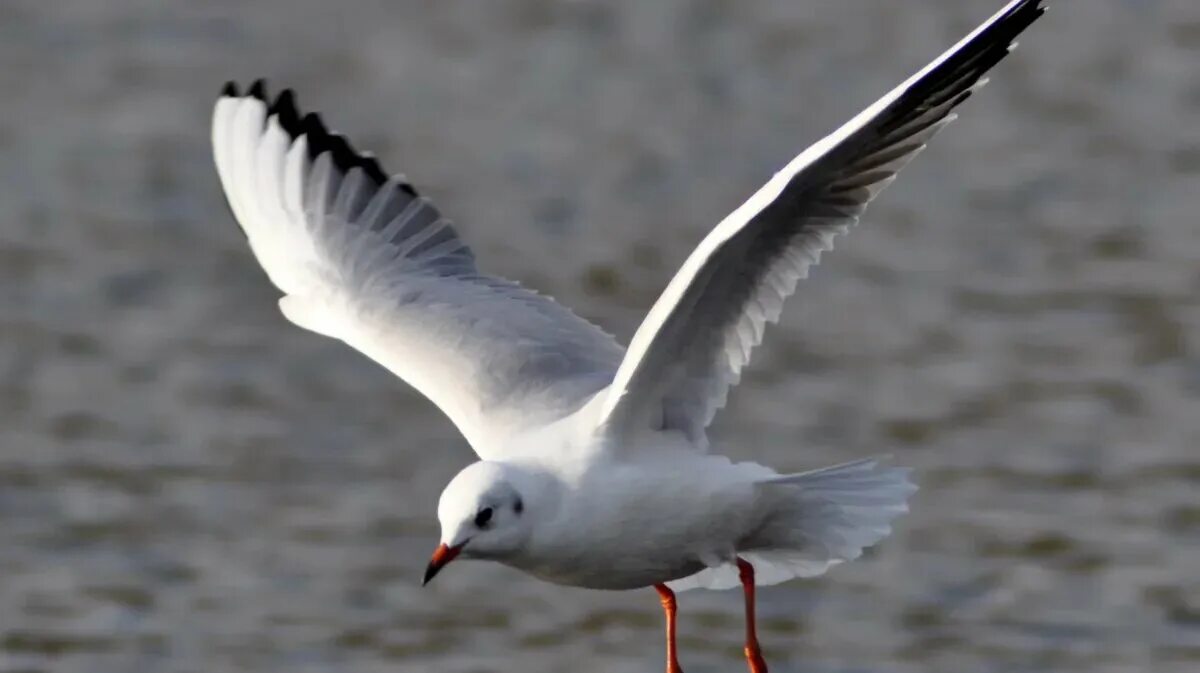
[[212, 83, 624, 455], [211, 0, 1046, 598]]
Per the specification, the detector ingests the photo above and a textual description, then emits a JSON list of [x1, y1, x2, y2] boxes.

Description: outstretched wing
[[212, 81, 624, 457], [595, 0, 1048, 447]]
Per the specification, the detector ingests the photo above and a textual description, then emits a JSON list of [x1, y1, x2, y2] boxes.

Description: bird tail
[[668, 458, 916, 591]]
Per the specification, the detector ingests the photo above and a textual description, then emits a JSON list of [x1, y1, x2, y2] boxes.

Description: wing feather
[[596, 0, 1048, 448], [212, 82, 624, 457]]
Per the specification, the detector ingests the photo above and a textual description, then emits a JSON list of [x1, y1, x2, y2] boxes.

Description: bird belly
[[509, 547, 709, 591], [513, 456, 773, 590]]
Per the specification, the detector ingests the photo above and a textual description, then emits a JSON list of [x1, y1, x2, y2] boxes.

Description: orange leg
[[654, 583, 684, 673], [737, 558, 768, 673]]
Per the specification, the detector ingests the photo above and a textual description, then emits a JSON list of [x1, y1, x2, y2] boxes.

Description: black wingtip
[[248, 79, 269, 101], [300, 111, 328, 142], [269, 89, 302, 135], [222, 80, 410, 193]]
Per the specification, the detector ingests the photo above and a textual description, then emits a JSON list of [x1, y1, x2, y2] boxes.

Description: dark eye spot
[[474, 507, 494, 528], [514, 498, 524, 515]]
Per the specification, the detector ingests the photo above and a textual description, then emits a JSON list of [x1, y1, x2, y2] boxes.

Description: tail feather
[[668, 458, 916, 592]]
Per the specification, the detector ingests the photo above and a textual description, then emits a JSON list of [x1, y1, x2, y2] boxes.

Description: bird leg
[[654, 583, 684, 673], [737, 558, 768, 673]]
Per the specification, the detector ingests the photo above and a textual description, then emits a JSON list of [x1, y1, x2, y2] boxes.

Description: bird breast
[[512, 455, 774, 590]]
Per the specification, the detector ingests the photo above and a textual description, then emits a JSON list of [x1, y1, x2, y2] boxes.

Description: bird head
[[424, 461, 534, 585]]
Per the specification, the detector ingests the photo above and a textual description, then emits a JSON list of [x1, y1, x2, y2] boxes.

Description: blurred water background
[[1, 0, 1198, 671]]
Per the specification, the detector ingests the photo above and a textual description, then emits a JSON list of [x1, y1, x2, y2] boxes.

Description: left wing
[[595, 0, 1048, 447], [213, 82, 625, 456]]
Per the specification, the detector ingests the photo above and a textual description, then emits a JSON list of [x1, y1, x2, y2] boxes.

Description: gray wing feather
[[212, 83, 623, 457], [596, 0, 1047, 448]]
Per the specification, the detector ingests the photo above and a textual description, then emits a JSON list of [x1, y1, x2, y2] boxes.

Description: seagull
[[211, 1, 1046, 670]]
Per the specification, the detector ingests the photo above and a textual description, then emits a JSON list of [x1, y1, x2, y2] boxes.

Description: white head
[[423, 461, 538, 585]]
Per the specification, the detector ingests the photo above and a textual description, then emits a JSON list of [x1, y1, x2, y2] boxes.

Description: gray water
[[2, 1, 1198, 671]]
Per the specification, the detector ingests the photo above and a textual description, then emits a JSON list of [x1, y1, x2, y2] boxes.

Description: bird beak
[[422, 542, 463, 585]]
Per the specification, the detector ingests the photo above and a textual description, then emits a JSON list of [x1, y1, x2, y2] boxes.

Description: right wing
[[594, 0, 1047, 448], [212, 82, 624, 457]]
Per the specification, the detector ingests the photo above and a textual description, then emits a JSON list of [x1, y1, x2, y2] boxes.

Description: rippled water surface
[[2, 1, 1198, 671]]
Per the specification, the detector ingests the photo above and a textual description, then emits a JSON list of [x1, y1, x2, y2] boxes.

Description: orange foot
[[655, 583, 684, 673], [737, 558, 769, 673], [744, 643, 768, 673]]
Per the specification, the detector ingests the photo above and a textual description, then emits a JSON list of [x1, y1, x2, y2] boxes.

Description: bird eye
[[514, 498, 524, 515], [474, 507, 494, 528]]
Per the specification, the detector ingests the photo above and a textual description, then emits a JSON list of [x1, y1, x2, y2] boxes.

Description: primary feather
[[212, 82, 624, 457], [597, 0, 1047, 449]]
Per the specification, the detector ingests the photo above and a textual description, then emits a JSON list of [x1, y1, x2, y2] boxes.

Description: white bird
[[210, 1, 1047, 670]]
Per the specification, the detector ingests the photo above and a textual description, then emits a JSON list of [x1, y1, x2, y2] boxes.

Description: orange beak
[[422, 543, 463, 585]]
